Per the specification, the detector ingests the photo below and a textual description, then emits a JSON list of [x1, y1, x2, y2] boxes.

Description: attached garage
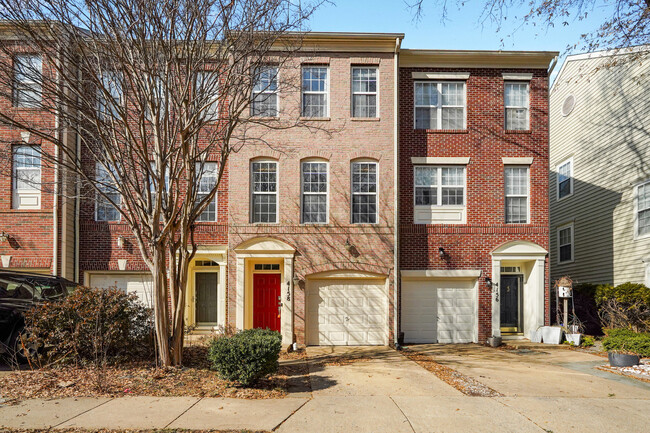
[[306, 271, 388, 346], [86, 272, 154, 307], [401, 271, 479, 344]]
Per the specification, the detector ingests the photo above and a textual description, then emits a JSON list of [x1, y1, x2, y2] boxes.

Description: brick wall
[[398, 67, 551, 341]]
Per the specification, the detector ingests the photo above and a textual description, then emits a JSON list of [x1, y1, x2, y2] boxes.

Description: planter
[[487, 336, 502, 347], [541, 326, 563, 344], [565, 333, 581, 346], [608, 352, 640, 367], [530, 329, 542, 343]]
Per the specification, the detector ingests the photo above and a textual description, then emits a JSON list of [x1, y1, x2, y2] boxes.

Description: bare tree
[[0, 0, 322, 366], [407, 0, 650, 53]]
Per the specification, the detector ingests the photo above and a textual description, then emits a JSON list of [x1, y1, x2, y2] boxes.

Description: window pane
[[506, 108, 528, 130], [14, 55, 42, 108], [251, 66, 278, 117], [414, 166, 437, 186], [505, 167, 528, 195], [302, 194, 327, 223], [441, 82, 463, 106], [505, 83, 527, 107], [559, 179, 571, 199], [638, 183, 650, 211], [352, 162, 377, 223], [559, 244, 572, 262], [441, 167, 463, 186], [352, 195, 377, 224], [559, 227, 572, 246], [352, 94, 377, 117], [253, 194, 277, 223], [252, 162, 277, 192], [251, 93, 278, 117], [506, 197, 527, 223], [302, 93, 327, 117], [197, 72, 219, 121], [415, 187, 436, 205], [415, 82, 437, 106], [13, 146, 41, 191], [442, 187, 464, 205], [302, 162, 327, 193], [415, 107, 436, 129], [441, 107, 464, 129], [196, 163, 218, 222]]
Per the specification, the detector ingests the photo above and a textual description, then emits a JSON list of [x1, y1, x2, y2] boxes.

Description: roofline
[[293, 31, 404, 40], [400, 49, 559, 69], [551, 45, 650, 93]]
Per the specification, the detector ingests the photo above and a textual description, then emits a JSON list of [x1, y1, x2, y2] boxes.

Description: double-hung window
[[636, 181, 650, 238], [251, 161, 278, 223], [414, 166, 465, 206], [196, 72, 219, 122], [251, 66, 278, 117], [504, 82, 529, 130], [414, 81, 465, 130], [557, 158, 573, 200], [95, 163, 121, 222], [302, 66, 328, 117], [301, 161, 328, 224], [351, 67, 377, 117], [351, 161, 377, 224], [12, 145, 41, 209], [558, 224, 574, 263], [196, 162, 218, 222], [98, 71, 122, 119], [505, 166, 529, 223], [14, 54, 42, 108]]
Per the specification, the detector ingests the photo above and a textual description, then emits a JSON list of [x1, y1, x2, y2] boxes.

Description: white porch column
[[535, 258, 546, 331], [281, 256, 295, 345], [236, 257, 245, 330], [491, 259, 501, 337]]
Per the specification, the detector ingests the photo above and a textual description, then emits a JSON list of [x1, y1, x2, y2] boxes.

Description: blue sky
[[309, 0, 613, 55]]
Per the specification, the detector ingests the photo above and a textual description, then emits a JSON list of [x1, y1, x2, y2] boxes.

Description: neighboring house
[[0, 30, 558, 346], [550, 47, 650, 287], [398, 50, 557, 343], [0, 47, 76, 279]]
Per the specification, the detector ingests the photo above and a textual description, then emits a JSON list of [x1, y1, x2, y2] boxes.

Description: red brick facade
[[398, 65, 551, 342]]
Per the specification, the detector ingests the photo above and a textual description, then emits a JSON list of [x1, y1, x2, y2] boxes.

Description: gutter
[[393, 35, 402, 347]]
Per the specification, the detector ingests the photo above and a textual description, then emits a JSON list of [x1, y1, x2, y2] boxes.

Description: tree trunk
[[152, 245, 172, 366]]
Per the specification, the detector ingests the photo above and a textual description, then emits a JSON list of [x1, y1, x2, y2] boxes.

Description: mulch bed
[[0, 346, 308, 404], [400, 348, 503, 397]]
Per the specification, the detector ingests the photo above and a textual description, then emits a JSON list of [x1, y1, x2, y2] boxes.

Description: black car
[[0, 270, 76, 362]]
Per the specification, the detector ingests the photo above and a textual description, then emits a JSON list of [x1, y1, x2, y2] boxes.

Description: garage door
[[87, 273, 154, 307], [307, 278, 388, 346], [402, 279, 476, 344]]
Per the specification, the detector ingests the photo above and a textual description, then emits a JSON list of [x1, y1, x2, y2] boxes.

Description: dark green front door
[[195, 272, 218, 324], [500, 275, 522, 333]]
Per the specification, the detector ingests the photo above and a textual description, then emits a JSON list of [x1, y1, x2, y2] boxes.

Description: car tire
[[8, 328, 39, 364]]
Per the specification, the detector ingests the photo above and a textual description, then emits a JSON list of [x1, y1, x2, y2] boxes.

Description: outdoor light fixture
[[116, 235, 125, 249], [344, 238, 353, 252], [486, 277, 499, 302], [438, 247, 445, 258], [0, 231, 9, 243]]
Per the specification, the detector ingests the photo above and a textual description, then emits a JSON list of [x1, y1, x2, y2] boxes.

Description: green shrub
[[208, 328, 282, 386], [595, 282, 650, 332], [25, 286, 154, 364], [602, 328, 650, 357], [580, 335, 595, 347]]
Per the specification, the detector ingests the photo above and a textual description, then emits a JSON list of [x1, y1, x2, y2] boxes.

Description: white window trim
[[504, 81, 530, 131], [250, 159, 279, 224], [95, 163, 121, 222], [504, 165, 530, 224], [413, 80, 467, 130], [196, 162, 219, 222], [557, 222, 575, 264], [351, 66, 379, 118], [556, 157, 574, 201], [350, 159, 379, 225], [300, 159, 329, 225], [301, 65, 330, 118], [197, 71, 219, 122], [251, 65, 279, 118], [413, 165, 466, 208], [634, 179, 650, 240], [12, 145, 41, 210]]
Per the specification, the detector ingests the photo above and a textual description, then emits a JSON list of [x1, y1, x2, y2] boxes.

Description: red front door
[[253, 273, 281, 332]]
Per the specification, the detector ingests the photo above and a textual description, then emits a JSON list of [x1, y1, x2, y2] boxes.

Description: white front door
[[306, 278, 388, 346]]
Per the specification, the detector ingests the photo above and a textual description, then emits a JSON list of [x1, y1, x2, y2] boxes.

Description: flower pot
[[608, 352, 640, 367], [541, 326, 563, 344], [565, 333, 581, 346], [487, 336, 502, 347]]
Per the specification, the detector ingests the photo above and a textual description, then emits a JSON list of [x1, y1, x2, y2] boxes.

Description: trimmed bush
[[602, 329, 650, 357], [580, 335, 595, 347], [208, 328, 282, 386], [25, 286, 154, 364], [596, 282, 650, 332]]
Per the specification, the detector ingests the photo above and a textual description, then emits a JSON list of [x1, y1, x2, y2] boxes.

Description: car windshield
[[33, 281, 68, 299]]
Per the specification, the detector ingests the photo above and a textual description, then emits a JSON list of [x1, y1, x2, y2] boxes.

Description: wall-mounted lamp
[[116, 235, 125, 249], [438, 247, 445, 258], [486, 277, 499, 302], [0, 231, 9, 243], [345, 238, 353, 252]]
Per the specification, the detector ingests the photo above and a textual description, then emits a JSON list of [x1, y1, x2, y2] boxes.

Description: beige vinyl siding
[[550, 51, 650, 286]]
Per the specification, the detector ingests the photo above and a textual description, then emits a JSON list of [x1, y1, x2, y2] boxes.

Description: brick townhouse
[[398, 50, 557, 344], [0, 30, 558, 346]]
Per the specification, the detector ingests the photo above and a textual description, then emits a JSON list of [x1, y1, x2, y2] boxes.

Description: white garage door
[[307, 278, 388, 346], [402, 279, 476, 344], [87, 273, 154, 307]]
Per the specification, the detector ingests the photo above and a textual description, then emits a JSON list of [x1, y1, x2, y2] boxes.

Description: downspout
[[545, 55, 558, 325], [52, 47, 62, 276], [393, 36, 401, 347]]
